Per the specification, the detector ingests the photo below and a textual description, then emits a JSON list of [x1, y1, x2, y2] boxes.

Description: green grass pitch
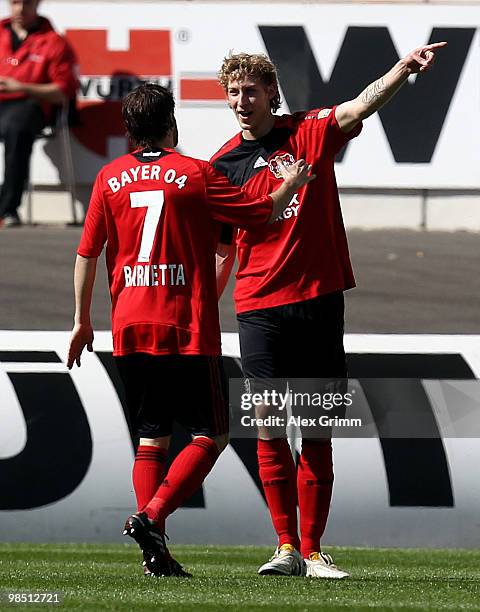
[[1, 544, 479, 611]]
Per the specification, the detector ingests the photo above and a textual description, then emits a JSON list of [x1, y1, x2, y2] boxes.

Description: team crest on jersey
[[268, 153, 295, 179]]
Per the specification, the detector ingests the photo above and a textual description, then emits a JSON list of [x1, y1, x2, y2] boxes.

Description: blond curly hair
[[218, 52, 281, 112]]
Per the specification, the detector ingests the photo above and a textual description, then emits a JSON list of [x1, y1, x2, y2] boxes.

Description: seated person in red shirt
[[0, 0, 77, 227], [67, 83, 314, 577]]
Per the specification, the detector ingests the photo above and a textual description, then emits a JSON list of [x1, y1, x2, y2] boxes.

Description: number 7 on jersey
[[130, 190, 165, 263]]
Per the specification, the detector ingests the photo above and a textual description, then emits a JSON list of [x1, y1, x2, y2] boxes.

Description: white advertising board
[[1, 331, 479, 547]]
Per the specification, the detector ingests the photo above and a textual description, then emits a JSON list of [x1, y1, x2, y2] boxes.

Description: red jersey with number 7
[[78, 148, 273, 356]]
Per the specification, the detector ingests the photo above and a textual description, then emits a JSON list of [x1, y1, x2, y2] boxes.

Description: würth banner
[[29, 3, 480, 188]]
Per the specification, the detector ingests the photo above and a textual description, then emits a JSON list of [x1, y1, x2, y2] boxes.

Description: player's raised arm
[[67, 255, 97, 368], [335, 41, 447, 133]]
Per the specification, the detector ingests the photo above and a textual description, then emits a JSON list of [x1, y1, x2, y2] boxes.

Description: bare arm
[[0, 78, 66, 105], [67, 255, 98, 368], [216, 241, 236, 299], [335, 41, 447, 133]]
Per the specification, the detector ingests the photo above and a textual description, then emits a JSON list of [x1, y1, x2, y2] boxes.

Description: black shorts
[[237, 292, 347, 437], [237, 291, 347, 379], [115, 354, 228, 439]]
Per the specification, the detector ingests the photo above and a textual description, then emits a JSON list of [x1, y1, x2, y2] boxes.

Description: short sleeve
[[47, 37, 78, 99], [202, 163, 273, 230], [306, 106, 362, 156], [324, 106, 363, 155], [77, 172, 107, 257]]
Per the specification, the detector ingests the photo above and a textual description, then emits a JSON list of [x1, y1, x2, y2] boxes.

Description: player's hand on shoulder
[[67, 323, 94, 369], [278, 159, 316, 189]]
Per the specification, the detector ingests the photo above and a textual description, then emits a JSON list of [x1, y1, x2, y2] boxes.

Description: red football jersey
[[0, 17, 78, 105], [211, 107, 362, 313], [78, 148, 273, 356]]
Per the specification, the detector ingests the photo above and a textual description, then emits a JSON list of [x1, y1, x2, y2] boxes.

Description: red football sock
[[257, 438, 300, 550], [132, 445, 168, 512], [144, 437, 219, 531], [297, 439, 334, 558]]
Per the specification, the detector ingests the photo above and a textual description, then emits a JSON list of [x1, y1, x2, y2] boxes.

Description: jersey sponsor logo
[[268, 153, 295, 179], [317, 108, 332, 119], [274, 193, 301, 222], [27, 53, 44, 63], [123, 263, 186, 287], [253, 156, 268, 169]]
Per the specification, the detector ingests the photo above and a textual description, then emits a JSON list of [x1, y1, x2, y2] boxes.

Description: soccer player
[[66, 84, 314, 577], [212, 42, 447, 578]]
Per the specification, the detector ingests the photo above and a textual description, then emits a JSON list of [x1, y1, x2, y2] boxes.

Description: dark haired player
[[212, 43, 446, 578], [67, 83, 314, 577]]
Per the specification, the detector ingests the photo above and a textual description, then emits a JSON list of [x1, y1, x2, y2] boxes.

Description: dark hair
[[122, 83, 175, 147]]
